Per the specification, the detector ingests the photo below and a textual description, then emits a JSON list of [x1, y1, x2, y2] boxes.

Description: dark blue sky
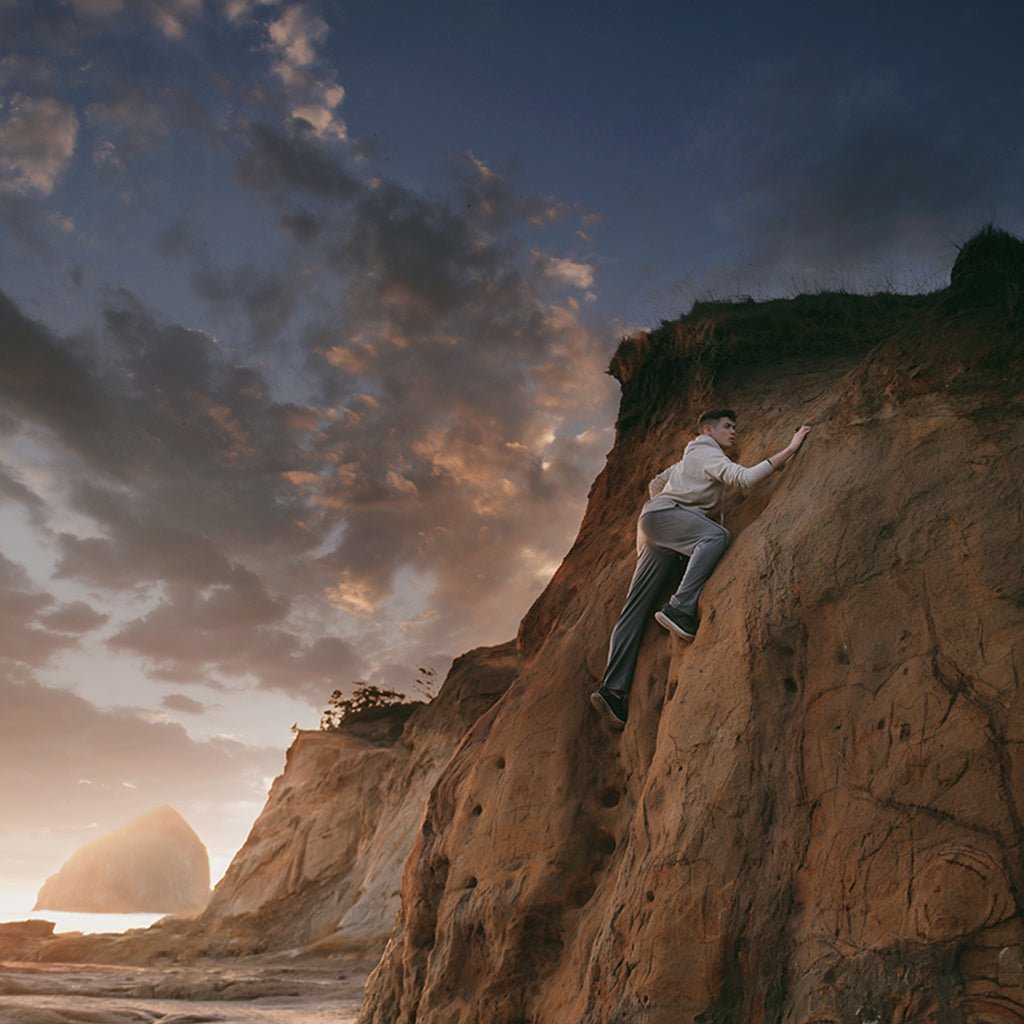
[[1, 0, 1021, 889]]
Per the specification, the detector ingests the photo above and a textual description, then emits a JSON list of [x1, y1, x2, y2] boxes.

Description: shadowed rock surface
[[34, 806, 210, 915], [359, 237, 1024, 1022]]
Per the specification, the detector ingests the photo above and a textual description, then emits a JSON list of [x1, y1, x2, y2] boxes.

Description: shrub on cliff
[[948, 224, 1024, 315], [319, 682, 410, 730]]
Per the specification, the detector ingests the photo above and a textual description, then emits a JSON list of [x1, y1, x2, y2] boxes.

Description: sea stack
[[35, 805, 210, 914]]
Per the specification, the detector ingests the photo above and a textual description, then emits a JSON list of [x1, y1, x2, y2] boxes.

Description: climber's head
[[699, 409, 737, 450]]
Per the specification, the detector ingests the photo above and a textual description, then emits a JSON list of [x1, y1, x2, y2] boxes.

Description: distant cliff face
[[360, 244, 1024, 1022], [188, 642, 518, 956], [35, 805, 209, 914]]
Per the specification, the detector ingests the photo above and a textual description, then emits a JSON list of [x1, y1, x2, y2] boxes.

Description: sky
[[1, 0, 1022, 897]]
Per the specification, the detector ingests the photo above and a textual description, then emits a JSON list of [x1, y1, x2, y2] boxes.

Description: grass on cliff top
[[610, 225, 1024, 389], [608, 289, 932, 389]]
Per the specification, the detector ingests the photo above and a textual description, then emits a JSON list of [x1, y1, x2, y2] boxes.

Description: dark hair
[[699, 408, 737, 428]]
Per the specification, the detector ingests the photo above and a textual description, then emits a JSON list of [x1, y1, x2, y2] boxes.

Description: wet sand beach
[[0, 956, 369, 1023]]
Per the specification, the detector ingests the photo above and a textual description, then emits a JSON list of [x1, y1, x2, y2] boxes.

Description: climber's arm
[[765, 425, 811, 471]]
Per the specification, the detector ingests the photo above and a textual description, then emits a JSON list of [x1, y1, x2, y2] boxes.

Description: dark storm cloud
[[237, 121, 361, 200]]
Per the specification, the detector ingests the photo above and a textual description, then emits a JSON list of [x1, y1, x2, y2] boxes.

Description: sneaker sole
[[590, 691, 626, 730], [654, 611, 696, 641]]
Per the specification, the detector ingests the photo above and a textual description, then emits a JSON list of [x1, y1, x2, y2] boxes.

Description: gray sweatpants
[[601, 505, 730, 695]]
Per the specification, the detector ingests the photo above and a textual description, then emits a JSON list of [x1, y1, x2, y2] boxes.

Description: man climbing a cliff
[[590, 410, 810, 729]]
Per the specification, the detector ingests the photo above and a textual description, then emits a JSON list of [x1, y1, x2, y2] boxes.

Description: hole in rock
[[470, 804, 482, 816], [599, 786, 621, 808], [495, 756, 506, 770], [646, 891, 655, 902], [466, 877, 478, 889], [595, 831, 617, 856], [877, 719, 885, 730], [783, 677, 798, 693]]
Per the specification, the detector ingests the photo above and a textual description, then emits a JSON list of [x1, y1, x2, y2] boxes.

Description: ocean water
[[0, 890, 166, 935]]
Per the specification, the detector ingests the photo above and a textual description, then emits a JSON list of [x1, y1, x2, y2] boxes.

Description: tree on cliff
[[319, 667, 436, 731]]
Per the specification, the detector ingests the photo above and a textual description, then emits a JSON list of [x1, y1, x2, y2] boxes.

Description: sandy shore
[[0, 956, 369, 1023]]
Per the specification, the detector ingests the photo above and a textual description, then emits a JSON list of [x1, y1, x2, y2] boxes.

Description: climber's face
[[704, 417, 737, 450]]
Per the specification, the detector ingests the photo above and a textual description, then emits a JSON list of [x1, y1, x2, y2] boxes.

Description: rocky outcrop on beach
[[358, 230, 1024, 1022], [34, 805, 209, 915]]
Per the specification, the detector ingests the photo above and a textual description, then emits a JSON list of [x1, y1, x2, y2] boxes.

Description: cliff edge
[[360, 230, 1024, 1023]]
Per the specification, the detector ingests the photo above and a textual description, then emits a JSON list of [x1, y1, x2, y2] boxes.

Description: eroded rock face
[[360, 290, 1024, 1022], [185, 641, 518, 957], [34, 806, 209, 914]]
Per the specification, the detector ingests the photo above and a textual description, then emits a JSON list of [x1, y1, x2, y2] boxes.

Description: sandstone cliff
[[35, 806, 209, 914], [185, 641, 518, 957], [360, 232, 1024, 1023]]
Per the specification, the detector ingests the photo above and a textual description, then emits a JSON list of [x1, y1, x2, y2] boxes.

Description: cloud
[[56, 482, 245, 588], [532, 251, 596, 289], [0, 461, 48, 524], [268, 4, 326, 69], [0, 54, 58, 92], [264, 3, 346, 139], [451, 153, 573, 231], [69, 0, 125, 17], [85, 83, 170, 163], [0, 553, 77, 667], [0, 94, 78, 195], [237, 120, 361, 199], [39, 601, 109, 633], [296, 170, 616, 646], [68, 0, 202, 39], [0, 289, 111, 460], [0, 131, 615, 697], [188, 257, 308, 347], [149, 0, 202, 40], [110, 599, 364, 703], [0, 668, 282, 884], [161, 692, 211, 714]]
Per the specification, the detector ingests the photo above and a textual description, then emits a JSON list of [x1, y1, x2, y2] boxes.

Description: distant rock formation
[[35, 805, 210, 914], [358, 233, 1024, 1022]]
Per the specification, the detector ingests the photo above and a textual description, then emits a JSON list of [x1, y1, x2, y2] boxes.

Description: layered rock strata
[[361, 259, 1024, 1021]]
